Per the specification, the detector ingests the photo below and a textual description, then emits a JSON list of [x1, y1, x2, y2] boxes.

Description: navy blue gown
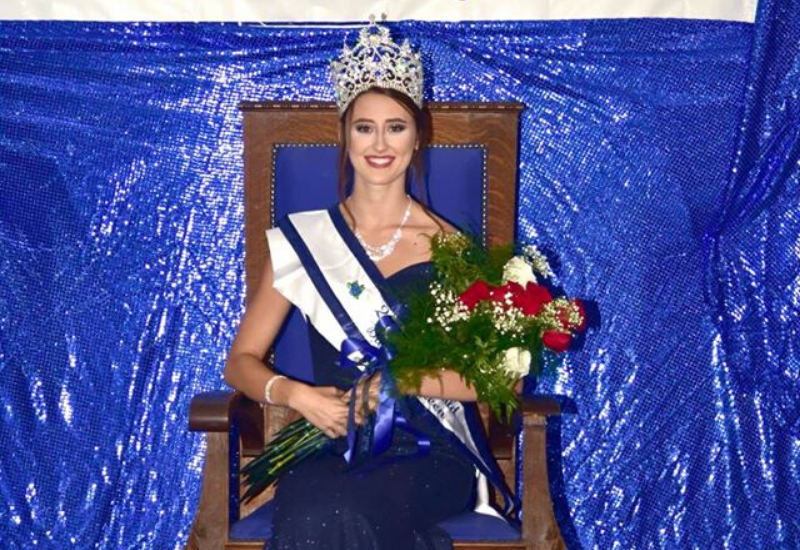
[[269, 263, 477, 550]]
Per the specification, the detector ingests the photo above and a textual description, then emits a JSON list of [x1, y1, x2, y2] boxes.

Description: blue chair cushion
[[230, 500, 276, 541], [229, 501, 520, 542], [437, 511, 521, 541]]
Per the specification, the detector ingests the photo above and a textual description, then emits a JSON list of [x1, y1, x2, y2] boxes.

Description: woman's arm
[[224, 251, 351, 438], [223, 252, 293, 402], [352, 369, 478, 414], [404, 370, 478, 401], [409, 370, 523, 401]]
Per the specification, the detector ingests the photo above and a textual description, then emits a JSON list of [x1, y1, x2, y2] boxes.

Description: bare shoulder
[[413, 202, 459, 237], [400, 202, 457, 261]]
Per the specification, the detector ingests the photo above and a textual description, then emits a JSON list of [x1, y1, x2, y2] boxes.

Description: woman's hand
[[342, 371, 382, 425], [284, 381, 349, 439]]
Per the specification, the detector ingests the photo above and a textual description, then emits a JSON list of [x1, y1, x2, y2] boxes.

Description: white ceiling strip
[[0, 0, 758, 23]]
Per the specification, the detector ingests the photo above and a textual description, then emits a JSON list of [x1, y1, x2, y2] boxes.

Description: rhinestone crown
[[330, 16, 423, 115]]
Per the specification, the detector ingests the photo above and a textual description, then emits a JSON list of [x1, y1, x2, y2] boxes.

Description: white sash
[[266, 208, 504, 517]]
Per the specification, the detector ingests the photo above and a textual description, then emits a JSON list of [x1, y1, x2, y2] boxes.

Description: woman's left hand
[[342, 371, 381, 425]]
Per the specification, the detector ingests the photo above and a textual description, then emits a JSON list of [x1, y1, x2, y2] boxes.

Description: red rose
[[459, 280, 491, 310], [543, 330, 571, 353], [514, 282, 552, 316], [489, 282, 523, 309]]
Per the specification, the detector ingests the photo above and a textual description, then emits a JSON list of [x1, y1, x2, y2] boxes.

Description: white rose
[[502, 256, 537, 286], [501, 347, 532, 377]]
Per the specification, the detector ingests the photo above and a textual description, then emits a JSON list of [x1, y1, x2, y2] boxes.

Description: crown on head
[[330, 15, 424, 115]]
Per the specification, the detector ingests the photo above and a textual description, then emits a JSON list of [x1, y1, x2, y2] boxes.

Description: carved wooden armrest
[[186, 391, 268, 547], [188, 390, 265, 453], [520, 395, 562, 417]]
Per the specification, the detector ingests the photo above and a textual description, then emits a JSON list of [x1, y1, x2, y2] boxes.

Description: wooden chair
[[186, 101, 566, 550]]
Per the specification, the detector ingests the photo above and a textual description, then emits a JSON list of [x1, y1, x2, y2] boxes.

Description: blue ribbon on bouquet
[[338, 314, 431, 465]]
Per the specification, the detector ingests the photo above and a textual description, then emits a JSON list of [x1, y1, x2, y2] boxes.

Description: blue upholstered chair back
[[271, 144, 487, 382]]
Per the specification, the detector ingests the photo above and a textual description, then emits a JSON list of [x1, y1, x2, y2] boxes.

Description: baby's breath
[[540, 298, 582, 330], [429, 282, 470, 328], [438, 232, 470, 252], [523, 244, 554, 278], [492, 304, 526, 335], [563, 300, 583, 328]]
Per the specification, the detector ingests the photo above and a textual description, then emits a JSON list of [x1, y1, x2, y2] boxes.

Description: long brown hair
[[337, 87, 432, 201]]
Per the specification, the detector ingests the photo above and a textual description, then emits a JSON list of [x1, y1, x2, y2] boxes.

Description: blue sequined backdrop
[[1, 4, 798, 549]]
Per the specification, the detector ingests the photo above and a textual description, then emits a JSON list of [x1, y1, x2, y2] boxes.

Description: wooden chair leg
[[186, 431, 230, 550], [521, 412, 566, 550]]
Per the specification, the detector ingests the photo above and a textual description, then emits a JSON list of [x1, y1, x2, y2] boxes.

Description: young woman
[[224, 21, 508, 550]]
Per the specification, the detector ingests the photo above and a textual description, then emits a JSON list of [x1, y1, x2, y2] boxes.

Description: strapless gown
[[268, 262, 477, 550]]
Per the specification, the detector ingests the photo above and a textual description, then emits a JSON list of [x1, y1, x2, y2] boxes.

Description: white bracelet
[[264, 375, 287, 405]]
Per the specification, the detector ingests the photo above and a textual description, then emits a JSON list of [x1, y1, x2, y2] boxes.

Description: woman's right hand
[[284, 381, 349, 439]]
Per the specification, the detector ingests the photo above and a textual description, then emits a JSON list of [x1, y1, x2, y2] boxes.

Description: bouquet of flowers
[[241, 233, 586, 502], [386, 233, 585, 419]]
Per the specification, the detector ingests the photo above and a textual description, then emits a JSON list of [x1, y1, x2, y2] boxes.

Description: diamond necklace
[[353, 196, 413, 262]]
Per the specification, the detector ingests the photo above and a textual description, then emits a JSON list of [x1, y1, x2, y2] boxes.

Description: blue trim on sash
[[405, 398, 519, 521], [462, 404, 520, 518], [277, 216, 363, 343], [327, 205, 399, 309]]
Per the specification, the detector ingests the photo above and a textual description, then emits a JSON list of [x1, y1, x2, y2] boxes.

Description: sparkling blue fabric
[[1, 11, 797, 550]]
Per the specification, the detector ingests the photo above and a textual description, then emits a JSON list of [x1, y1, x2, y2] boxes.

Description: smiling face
[[345, 91, 419, 190]]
